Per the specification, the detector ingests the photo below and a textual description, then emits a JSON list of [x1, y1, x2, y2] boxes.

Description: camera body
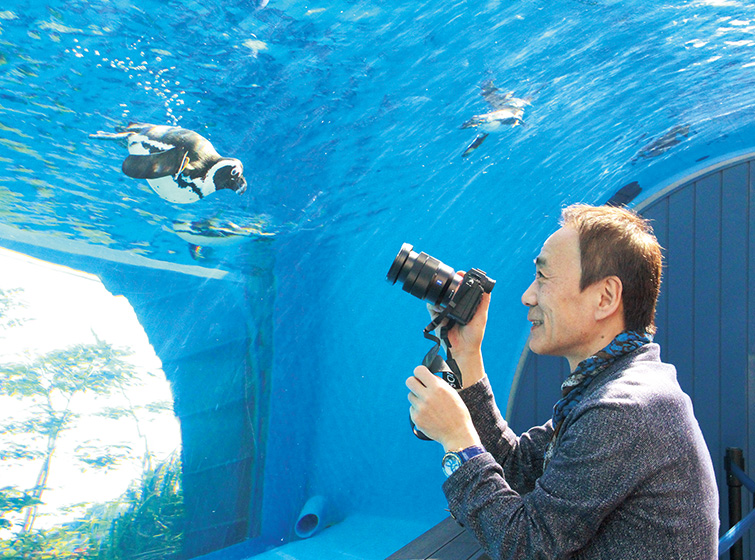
[[446, 267, 496, 325], [386, 243, 495, 325]]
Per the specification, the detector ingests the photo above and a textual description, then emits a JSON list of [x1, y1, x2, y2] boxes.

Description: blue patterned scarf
[[543, 330, 651, 468]]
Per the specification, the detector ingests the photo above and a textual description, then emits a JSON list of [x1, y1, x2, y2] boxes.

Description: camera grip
[[412, 422, 433, 441]]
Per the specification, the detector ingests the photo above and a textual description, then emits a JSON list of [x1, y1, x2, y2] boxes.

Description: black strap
[[422, 313, 462, 389], [412, 311, 464, 441]]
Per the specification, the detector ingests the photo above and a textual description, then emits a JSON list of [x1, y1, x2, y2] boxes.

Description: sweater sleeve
[[443, 398, 651, 559], [458, 376, 553, 494]]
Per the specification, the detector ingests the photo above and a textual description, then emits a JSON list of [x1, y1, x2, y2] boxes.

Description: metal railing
[[720, 448, 755, 558]]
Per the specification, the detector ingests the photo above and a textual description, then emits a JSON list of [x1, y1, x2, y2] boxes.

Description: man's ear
[[594, 276, 623, 321]]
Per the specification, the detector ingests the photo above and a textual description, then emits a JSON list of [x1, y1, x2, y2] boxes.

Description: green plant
[[0, 454, 184, 560], [95, 453, 184, 560], [0, 339, 139, 533]]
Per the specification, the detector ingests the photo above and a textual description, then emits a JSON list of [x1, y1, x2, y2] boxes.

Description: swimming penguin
[[632, 124, 692, 163], [171, 217, 274, 247], [172, 217, 274, 260], [90, 123, 247, 204], [461, 81, 530, 158]]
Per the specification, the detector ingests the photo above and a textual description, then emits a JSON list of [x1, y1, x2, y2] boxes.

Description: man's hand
[[406, 366, 481, 452], [428, 289, 491, 387]]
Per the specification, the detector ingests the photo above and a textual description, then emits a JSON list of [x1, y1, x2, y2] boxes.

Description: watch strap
[[442, 445, 486, 477], [456, 445, 485, 463]]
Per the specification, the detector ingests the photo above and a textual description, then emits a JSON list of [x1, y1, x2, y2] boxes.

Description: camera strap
[[422, 311, 462, 389]]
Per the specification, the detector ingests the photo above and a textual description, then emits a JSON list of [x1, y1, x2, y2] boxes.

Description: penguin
[[460, 81, 530, 158], [171, 217, 274, 260], [90, 123, 247, 204], [171, 217, 274, 247], [632, 124, 692, 163]]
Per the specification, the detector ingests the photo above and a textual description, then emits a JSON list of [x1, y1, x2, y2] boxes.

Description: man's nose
[[522, 279, 537, 307]]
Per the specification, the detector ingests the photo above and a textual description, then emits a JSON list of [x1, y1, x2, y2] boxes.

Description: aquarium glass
[[1, 0, 755, 558]]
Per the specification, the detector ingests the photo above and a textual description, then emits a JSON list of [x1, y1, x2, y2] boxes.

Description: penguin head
[[211, 158, 247, 195]]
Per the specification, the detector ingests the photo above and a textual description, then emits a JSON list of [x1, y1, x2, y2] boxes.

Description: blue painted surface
[[3, 0, 755, 558], [692, 171, 723, 504]]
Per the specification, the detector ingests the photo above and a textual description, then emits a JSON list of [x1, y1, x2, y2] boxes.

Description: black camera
[[386, 243, 495, 326], [387, 243, 496, 440]]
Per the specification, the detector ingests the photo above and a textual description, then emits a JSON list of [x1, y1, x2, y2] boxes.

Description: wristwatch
[[442, 445, 486, 477]]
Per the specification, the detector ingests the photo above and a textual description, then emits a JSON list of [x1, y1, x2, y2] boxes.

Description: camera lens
[[386, 243, 413, 285], [386, 244, 461, 307]]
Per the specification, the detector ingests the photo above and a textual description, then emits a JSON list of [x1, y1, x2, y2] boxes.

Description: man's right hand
[[427, 289, 491, 387]]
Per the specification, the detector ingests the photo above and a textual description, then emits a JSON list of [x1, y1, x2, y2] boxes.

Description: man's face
[[521, 226, 599, 370]]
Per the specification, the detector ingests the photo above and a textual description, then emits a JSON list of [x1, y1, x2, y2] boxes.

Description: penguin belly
[[146, 176, 202, 204]]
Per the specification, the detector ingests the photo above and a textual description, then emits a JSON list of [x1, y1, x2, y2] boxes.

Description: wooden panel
[[720, 162, 750, 453], [537, 355, 568, 423], [748, 160, 755, 560], [643, 196, 669, 353], [434, 529, 489, 560], [508, 353, 566, 433], [530, 354, 564, 426], [720, 162, 752, 555], [386, 516, 492, 560], [665, 185, 696, 394], [749, 161, 755, 559], [692, 172, 722, 502], [508, 352, 537, 430], [386, 517, 469, 560]]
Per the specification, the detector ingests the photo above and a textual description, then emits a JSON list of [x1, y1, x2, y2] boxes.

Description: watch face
[[442, 453, 462, 477]]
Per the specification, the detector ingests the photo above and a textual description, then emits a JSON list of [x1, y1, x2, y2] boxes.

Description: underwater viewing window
[[0, 248, 182, 558]]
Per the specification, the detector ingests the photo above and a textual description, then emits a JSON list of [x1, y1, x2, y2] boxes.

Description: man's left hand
[[407, 366, 481, 452]]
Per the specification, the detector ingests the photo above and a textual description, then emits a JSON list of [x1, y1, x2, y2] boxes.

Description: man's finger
[[413, 365, 436, 385], [406, 375, 426, 395]]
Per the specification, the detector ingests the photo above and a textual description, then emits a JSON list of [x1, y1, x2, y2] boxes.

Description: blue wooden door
[[507, 154, 755, 557]]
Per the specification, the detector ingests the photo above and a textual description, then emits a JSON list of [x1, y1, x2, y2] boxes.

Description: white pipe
[[294, 495, 329, 539]]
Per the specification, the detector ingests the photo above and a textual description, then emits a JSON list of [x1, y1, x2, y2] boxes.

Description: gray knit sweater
[[443, 344, 719, 559]]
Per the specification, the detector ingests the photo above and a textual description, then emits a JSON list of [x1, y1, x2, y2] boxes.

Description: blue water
[[3, 0, 755, 557]]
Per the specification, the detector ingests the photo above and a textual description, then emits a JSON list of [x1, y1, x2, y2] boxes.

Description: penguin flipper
[[462, 133, 489, 158], [122, 148, 189, 179], [90, 131, 132, 140], [89, 131, 133, 147]]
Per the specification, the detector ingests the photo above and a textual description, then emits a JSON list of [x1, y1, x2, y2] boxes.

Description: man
[[406, 204, 719, 559]]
